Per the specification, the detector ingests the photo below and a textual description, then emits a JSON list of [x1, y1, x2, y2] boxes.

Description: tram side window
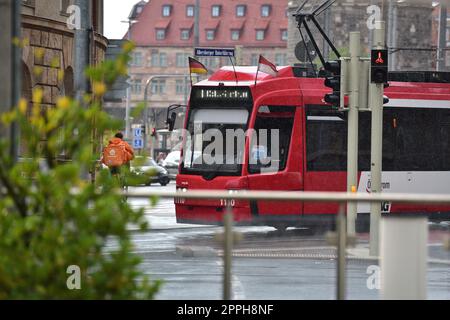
[[385, 109, 445, 171], [306, 110, 347, 171], [248, 106, 295, 174], [307, 105, 450, 172]]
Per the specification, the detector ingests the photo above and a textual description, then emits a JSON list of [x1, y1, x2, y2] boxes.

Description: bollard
[[380, 216, 427, 300]]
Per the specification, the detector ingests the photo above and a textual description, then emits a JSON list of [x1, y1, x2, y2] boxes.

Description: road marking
[[215, 260, 246, 300]]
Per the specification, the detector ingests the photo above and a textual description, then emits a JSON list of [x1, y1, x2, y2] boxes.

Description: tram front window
[[182, 108, 249, 178]]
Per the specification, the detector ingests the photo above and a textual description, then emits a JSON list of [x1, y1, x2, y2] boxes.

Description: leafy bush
[[0, 42, 161, 299]]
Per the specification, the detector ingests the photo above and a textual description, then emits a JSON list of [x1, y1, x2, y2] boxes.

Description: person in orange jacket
[[102, 132, 135, 175]]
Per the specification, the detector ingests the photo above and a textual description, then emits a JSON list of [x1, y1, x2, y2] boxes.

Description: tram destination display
[[193, 87, 251, 101]]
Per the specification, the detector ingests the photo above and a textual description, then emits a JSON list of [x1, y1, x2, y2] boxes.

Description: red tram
[[174, 66, 450, 231]]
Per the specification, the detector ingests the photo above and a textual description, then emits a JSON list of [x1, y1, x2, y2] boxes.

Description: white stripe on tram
[[385, 99, 450, 109]]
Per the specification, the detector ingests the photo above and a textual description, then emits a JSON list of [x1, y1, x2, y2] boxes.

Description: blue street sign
[[195, 47, 235, 57], [134, 128, 143, 137], [133, 138, 144, 149]]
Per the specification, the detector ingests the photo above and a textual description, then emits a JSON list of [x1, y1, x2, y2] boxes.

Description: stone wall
[[21, 15, 107, 110], [287, 0, 439, 71]]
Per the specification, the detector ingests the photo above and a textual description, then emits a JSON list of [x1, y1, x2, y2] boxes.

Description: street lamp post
[[143, 75, 190, 158], [121, 19, 137, 141]]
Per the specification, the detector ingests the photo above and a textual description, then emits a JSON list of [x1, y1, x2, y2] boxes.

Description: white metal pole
[[369, 21, 385, 257], [380, 216, 428, 300], [346, 32, 360, 236]]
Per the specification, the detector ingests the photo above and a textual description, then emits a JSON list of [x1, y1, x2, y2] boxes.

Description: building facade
[[287, 0, 448, 72], [105, 0, 290, 131], [21, 0, 107, 110]]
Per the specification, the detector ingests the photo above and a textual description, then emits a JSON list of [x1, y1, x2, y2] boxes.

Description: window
[[156, 29, 166, 40], [186, 5, 195, 17], [151, 80, 166, 95], [306, 105, 450, 172], [176, 80, 187, 95], [306, 105, 347, 171], [206, 30, 215, 41], [281, 29, 288, 41], [180, 29, 191, 40], [200, 57, 218, 69], [60, 0, 70, 14], [256, 30, 265, 41], [249, 106, 295, 174], [22, 0, 36, 7], [151, 52, 167, 67], [231, 30, 240, 41], [151, 52, 159, 66], [183, 109, 250, 175], [176, 53, 189, 67], [275, 53, 287, 66], [261, 5, 271, 17], [159, 52, 167, 67], [162, 5, 172, 17], [131, 52, 143, 67], [131, 78, 142, 95], [236, 5, 246, 17], [251, 54, 259, 66], [212, 5, 221, 17]]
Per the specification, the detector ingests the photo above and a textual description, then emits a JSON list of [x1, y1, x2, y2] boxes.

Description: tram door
[[247, 105, 303, 221]]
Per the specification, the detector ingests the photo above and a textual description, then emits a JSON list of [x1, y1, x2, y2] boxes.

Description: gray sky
[[104, 0, 138, 40]]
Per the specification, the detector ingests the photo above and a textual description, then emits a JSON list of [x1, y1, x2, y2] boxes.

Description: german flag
[[189, 57, 208, 74]]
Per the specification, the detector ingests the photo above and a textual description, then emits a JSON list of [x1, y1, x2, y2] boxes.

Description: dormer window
[[231, 30, 240, 41], [206, 30, 215, 40], [236, 5, 246, 17], [261, 5, 271, 17], [162, 5, 172, 17], [256, 30, 265, 41], [186, 5, 194, 17], [212, 5, 221, 17]]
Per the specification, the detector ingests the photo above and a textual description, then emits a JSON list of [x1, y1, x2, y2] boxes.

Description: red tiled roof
[[154, 19, 171, 29], [127, 0, 288, 48], [229, 20, 245, 30], [179, 20, 194, 30], [254, 20, 270, 30], [204, 20, 220, 30]]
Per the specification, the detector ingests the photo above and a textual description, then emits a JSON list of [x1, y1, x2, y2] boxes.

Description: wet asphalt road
[[106, 182, 450, 300]]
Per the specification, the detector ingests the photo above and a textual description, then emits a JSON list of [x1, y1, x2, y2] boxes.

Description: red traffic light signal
[[151, 128, 157, 137], [371, 49, 388, 84]]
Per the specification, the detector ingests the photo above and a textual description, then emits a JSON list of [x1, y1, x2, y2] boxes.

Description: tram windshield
[[182, 108, 249, 178]]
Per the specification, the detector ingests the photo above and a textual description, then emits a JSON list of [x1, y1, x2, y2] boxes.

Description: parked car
[[130, 156, 170, 186], [161, 151, 180, 180]]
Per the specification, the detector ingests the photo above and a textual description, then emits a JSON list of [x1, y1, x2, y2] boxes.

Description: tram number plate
[[381, 202, 391, 213], [174, 197, 185, 204], [220, 199, 235, 207]]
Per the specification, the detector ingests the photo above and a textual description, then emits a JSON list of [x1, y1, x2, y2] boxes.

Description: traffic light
[[371, 49, 388, 84], [323, 60, 341, 109], [151, 128, 157, 137]]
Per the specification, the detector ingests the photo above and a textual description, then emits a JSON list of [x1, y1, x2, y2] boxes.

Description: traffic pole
[[346, 32, 360, 236], [369, 21, 385, 257]]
